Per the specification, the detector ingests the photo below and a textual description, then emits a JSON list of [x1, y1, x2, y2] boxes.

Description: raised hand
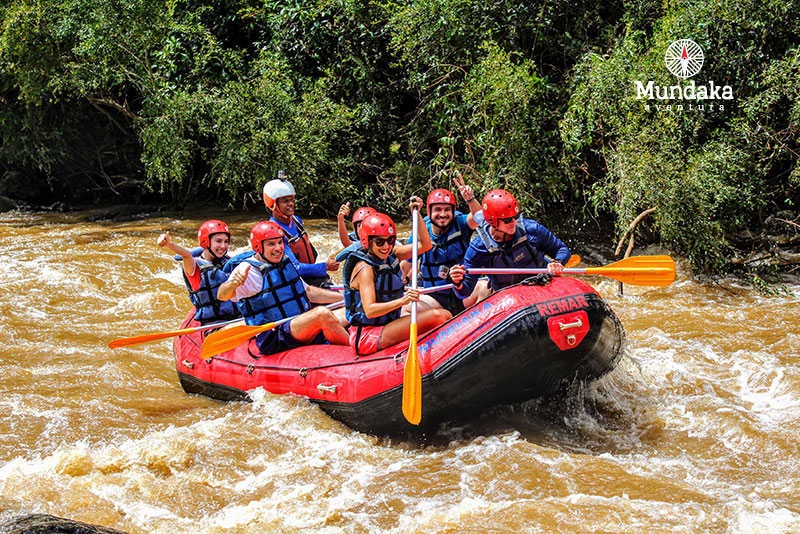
[[452, 173, 474, 202], [157, 231, 172, 248]]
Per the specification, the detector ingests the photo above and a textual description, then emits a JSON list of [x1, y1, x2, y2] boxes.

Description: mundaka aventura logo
[[635, 39, 733, 112]]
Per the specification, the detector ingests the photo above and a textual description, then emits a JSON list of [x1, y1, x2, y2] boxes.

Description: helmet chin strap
[[270, 202, 290, 220], [205, 246, 225, 265], [203, 233, 228, 264]]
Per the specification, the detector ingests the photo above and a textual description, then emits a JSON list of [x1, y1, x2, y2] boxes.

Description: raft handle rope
[[522, 273, 552, 286], [209, 354, 397, 376]]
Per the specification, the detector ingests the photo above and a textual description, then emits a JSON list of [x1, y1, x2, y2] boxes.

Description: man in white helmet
[[262, 171, 340, 288]]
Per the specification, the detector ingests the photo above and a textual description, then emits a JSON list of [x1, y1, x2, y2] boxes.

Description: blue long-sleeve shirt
[[269, 215, 328, 279], [455, 214, 570, 299], [224, 247, 317, 280]]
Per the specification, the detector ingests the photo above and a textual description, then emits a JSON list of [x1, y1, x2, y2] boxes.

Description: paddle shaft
[[109, 317, 242, 349], [402, 207, 422, 425], [466, 255, 676, 287]]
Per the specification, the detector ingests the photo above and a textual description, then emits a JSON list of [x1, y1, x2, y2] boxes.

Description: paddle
[[467, 255, 676, 287], [109, 317, 242, 349], [402, 207, 423, 425], [200, 300, 345, 359]]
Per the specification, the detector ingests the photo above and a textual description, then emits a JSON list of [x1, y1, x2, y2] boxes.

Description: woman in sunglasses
[[453, 189, 570, 302], [343, 197, 459, 356]]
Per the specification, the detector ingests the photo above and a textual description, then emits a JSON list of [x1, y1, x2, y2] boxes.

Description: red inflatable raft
[[174, 276, 625, 434]]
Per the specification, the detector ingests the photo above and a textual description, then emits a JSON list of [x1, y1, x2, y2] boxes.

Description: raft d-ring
[[317, 384, 338, 394], [567, 335, 577, 346], [246, 364, 255, 375], [181, 360, 194, 369]]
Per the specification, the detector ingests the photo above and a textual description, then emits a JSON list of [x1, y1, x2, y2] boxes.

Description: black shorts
[[429, 289, 466, 315], [256, 320, 325, 355]]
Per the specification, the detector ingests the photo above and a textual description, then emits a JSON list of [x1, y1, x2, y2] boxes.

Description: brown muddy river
[[0, 208, 798, 533]]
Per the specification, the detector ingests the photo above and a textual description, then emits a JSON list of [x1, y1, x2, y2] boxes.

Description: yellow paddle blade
[[584, 255, 676, 286], [109, 327, 197, 348], [402, 323, 422, 425], [200, 322, 277, 359]]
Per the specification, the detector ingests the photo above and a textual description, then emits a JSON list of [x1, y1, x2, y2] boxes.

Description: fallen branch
[[615, 207, 657, 258]]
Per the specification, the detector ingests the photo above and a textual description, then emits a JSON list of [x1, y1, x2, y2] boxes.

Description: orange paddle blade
[[109, 318, 243, 349], [584, 255, 676, 286], [565, 255, 581, 268], [402, 323, 422, 425], [109, 327, 198, 349], [200, 322, 277, 359]]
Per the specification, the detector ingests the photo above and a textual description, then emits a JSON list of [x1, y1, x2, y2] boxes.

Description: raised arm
[[157, 231, 196, 277], [394, 196, 431, 261], [337, 202, 354, 246], [453, 174, 482, 229]]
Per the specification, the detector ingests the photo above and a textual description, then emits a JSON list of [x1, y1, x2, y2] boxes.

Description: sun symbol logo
[[665, 39, 704, 79]]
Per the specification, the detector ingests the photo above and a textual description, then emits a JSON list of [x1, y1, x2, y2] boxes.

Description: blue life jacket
[[474, 220, 546, 288], [343, 248, 405, 327], [236, 256, 311, 327], [348, 230, 358, 242], [418, 213, 472, 288], [335, 242, 362, 263], [223, 250, 256, 273], [180, 250, 240, 324]]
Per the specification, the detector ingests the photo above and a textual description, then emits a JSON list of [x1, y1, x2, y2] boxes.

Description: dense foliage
[[1, 0, 797, 273]]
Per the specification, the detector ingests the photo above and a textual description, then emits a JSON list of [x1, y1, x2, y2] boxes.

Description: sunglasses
[[497, 216, 518, 224], [370, 236, 397, 247]]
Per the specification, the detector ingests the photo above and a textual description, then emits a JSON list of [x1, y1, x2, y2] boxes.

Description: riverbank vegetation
[[1, 0, 797, 276]]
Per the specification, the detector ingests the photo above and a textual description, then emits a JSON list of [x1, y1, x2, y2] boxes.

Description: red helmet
[[197, 220, 230, 249], [249, 221, 286, 255], [426, 189, 456, 214], [351, 206, 377, 225], [482, 189, 520, 227], [359, 213, 396, 248]]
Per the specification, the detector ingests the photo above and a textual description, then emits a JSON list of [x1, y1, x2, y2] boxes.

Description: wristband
[[464, 197, 474, 202]]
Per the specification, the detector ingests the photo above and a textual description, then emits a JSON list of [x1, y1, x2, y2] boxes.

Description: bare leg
[[332, 306, 349, 327], [378, 308, 451, 349], [401, 294, 441, 316], [463, 279, 491, 308], [290, 307, 349, 345], [218, 319, 246, 330]]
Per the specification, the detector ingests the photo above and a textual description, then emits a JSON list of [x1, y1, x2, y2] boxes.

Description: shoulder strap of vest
[[343, 248, 372, 288], [476, 224, 500, 254]]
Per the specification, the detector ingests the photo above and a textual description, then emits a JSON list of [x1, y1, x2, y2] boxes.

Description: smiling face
[[259, 236, 286, 264], [368, 235, 396, 259], [429, 204, 454, 230], [203, 233, 230, 260], [274, 196, 296, 218]]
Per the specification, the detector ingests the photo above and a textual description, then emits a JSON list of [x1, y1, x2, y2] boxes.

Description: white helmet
[[263, 177, 296, 213]]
